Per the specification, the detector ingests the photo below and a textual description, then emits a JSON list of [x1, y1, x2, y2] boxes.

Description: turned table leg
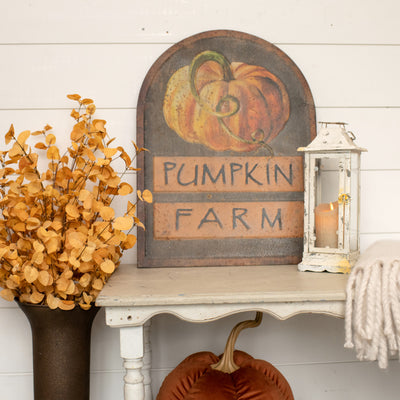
[[120, 326, 145, 400], [143, 320, 153, 400]]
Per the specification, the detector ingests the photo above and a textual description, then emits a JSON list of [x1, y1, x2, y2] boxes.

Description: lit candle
[[314, 201, 338, 248]]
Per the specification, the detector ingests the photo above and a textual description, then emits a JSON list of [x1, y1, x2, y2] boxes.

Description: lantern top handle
[[298, 121, 367, 153]]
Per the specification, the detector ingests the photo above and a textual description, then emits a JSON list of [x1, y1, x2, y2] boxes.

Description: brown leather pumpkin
[[163, 51, 290, 154], [157, 313, 294, 400]]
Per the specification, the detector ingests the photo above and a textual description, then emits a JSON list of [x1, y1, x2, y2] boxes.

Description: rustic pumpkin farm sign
[[137, 30, 316, 267]]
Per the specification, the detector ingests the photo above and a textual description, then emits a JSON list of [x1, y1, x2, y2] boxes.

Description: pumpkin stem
[[189, 50, 274, 154], [189, 50, 239, 119], [211, 312, 263, 374]]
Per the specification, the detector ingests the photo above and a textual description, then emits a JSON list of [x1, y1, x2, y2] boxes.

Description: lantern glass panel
[[349, 152, 360, 252], [312, 155, 343, 250]]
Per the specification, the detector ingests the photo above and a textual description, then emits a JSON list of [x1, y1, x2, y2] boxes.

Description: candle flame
[[329, 202, 334, 211]]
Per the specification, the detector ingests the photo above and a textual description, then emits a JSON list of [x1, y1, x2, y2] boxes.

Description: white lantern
[[298, 122, 366, 273]]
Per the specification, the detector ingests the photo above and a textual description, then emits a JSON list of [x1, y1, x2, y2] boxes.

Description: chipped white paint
[[97, 264, 347, 400], [298, 122, 367, 273]]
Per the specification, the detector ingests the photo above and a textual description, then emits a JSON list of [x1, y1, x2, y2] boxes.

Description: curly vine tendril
[[189, 50, 274, 155]]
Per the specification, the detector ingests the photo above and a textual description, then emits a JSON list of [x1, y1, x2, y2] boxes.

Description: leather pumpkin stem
[[211, 312, 263, 373]]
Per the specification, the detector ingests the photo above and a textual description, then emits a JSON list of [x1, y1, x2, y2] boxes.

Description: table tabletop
[[97, 264, 348, 307]]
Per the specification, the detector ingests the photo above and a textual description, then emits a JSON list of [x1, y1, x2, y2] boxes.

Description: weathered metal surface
[[137, 30, 316, 267]]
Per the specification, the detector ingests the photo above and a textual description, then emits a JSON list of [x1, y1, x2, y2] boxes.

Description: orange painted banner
[[154, 201, 303, 240], [153, 156, 303, 192]]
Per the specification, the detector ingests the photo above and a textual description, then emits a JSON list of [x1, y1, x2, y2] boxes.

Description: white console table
[[96, 263, 348, 400]]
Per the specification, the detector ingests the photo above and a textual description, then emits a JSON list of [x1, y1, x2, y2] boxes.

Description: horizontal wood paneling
[[1, 0, 400, 45], [0, 308, 32, 371], [0, 109, 137, 160], [360, 171, 400, 233], [0, 370, 124, 400], [1, 107, 399, 170], [150, 313, 353, 369], [0, 308, 124, 372], [1, 44, 400, 109]]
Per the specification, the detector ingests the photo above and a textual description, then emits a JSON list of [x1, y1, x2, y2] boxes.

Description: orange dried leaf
[[51, 220, 63, 231], [78, 189, 91, 202], [47, 146, 60, 160], [14, 208, 29, 221], [31, 252, 44, 265], [100, 206, 114, 220], [56, 277, 70, 292], [13, 222, 26, 232], [30, 291, 45, 304], [131, 140, 139, 152], [93, 119, 106, 132], [81, 246, 95, 262], [79, 274, 91, 288], [47, 293, 60, 309], [142, 189, 153, 203], [66, 203, 80, 219], [66, 231, 86, 249], [86, 104, 96, 115], [45, 133, 56, 145], [82, 292, 93, 305], [5, 124, 15, 144], [58, 252, 69, 262], [27, 181, 41, 195], [120, 151, 131, 166], [26, 217, 41, 230], [71, 120, 88, 141], [35, 142, 48, 150], [17, 238, 31, 251], [67, 94, 81, 101], [33, 241, 45, 252], [106, 137, 116, 146], [127, 201, 136, 216], [43, 220, 52, 230], [95, 158, 110, 166], [113, 216, 133, 231], [0, 247, 9, 259], [17, 130, 30, 145], [92, 279, 104, 291], [83, 147, 96, 161], [118, 183, 133, 196], [134, 216, 145, 230], [0, 288, 15, 302], [9, 142, 24, 157], [81, 98, 94, 105], [45, 237, 59, 254], [122, 234, 137, 250], [101, 148, 118, 158], [100, 259, 115, 274], [38, 270, 52, 286], [24, 265, 39, 283], [59, 300, 75, 310], [71, 109, 80, 119]]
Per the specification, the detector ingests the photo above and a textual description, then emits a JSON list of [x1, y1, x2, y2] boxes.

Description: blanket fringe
[[345, 257, 400, 368]]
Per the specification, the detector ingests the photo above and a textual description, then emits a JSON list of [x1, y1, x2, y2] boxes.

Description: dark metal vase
[[18, 302, 99, 400]]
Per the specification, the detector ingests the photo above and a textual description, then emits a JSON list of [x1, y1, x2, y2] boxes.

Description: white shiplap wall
[[1, 1, 400, 399]]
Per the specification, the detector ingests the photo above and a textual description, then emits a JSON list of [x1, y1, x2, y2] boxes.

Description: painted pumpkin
[[157, 313, 294, 400], [163, 51, 290, 154]]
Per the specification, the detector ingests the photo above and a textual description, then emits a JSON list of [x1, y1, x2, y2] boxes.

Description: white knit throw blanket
[[345, 240, 400, 368]]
